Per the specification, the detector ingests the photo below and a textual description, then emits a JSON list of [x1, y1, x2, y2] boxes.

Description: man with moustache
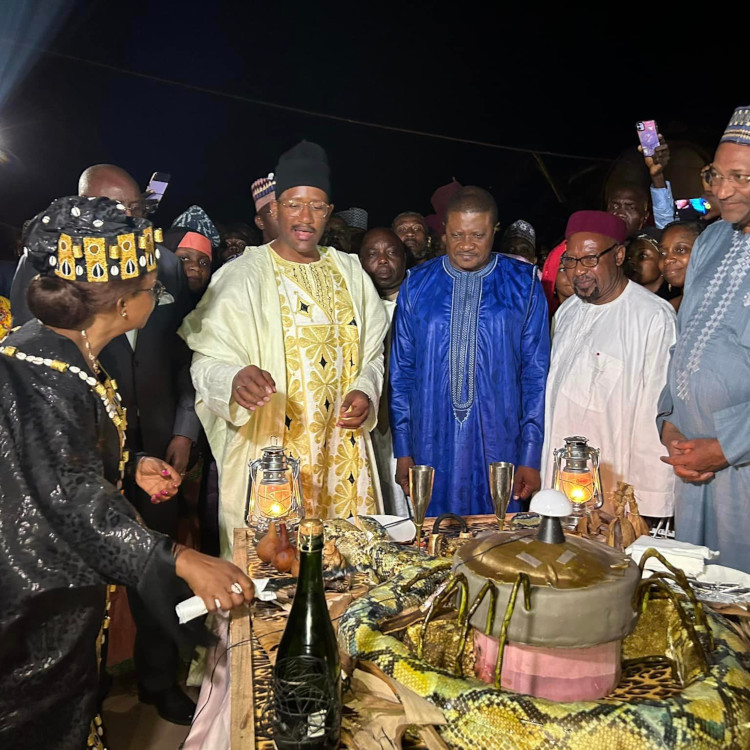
[[608, 135, 675, 236], [359, 228, 408, 515], [658, 106, 750, 573], [180, 141, 388, 555], [541, 211, 676, 518], [390, 187, 549, 517], [392, 211, 432, 264]]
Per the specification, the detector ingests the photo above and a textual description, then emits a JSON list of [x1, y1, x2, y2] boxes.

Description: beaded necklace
[[1, 340, 124, 750], [0, 344, 129, 485], [0, 346, 129, 750]]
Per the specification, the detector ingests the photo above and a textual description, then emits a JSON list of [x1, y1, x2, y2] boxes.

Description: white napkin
[[626, 535, 719, 577], [175, 596, 224, 624], [175, 578, 276, 624]]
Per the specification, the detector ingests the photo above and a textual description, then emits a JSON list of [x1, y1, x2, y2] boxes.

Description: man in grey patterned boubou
[[658, 105, 750, 574]]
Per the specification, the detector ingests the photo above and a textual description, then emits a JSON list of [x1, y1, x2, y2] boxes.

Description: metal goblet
[[489, 462, 515, 530], [408, 465, 435, 550]]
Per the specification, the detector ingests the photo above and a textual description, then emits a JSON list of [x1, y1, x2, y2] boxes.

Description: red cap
[[565, 210, 627, 244], [179, 231, 212, 260]]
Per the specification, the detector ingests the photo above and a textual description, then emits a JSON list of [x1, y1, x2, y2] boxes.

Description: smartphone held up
[[636, 120, 659, 157], [144, 171, 170, 215]]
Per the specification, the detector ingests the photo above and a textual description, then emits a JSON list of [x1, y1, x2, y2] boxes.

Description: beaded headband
[[50, 225, 163, 282], [25, 195, 164, 283]]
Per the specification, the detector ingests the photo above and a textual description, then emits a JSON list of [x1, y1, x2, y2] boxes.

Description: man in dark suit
[[11, 164, 200, 725]]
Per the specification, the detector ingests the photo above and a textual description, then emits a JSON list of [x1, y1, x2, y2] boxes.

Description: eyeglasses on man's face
[[704, 166, 750, 187], [124, 198, 147, 218], [278, 199, 331, 218], [560, 242, 619, 270], [133, 279, 166, 302]]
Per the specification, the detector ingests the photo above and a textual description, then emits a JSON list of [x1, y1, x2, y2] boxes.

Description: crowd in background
[[2, 104, 750, 746]]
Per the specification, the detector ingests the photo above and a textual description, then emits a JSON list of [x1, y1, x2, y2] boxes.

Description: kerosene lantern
[[551, 436, 603, 528], [244, 439, 304, 537]]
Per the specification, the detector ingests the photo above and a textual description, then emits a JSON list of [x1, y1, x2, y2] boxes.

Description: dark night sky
[[0, 1, 737, 248]]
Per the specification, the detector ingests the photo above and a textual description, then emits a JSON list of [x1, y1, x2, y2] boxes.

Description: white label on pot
[[557, 550, 577, 565], [516, 552, 542, 568]]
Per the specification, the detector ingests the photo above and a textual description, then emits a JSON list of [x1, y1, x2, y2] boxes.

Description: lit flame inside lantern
[[256, 482, 293, 518], [558, 469, 595, 505], [245, 440, 304, 534]]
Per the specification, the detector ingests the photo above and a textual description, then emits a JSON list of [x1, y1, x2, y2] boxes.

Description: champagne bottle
[[272, 518, 341, 749]]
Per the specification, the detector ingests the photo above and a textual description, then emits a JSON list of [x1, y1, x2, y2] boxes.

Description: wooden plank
[[230, 528, 255, 750]]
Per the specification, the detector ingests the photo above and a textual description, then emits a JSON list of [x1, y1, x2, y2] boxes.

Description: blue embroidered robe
[[390, 254, 549, 517]]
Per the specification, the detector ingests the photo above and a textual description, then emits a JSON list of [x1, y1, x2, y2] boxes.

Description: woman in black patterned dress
[[0, 196, 253, 749]]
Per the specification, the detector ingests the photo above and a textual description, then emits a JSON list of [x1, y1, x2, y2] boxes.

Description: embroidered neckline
[[443, 255, 498, 423], [442, 254, 498, 281], [269, 244, 326, 268], [673, 230, 750, 401], [272, 249, 336, 318], [0, 344, 129, 483]]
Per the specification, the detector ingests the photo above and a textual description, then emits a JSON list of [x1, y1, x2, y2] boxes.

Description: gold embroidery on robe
[[272, 252, 376, 519]]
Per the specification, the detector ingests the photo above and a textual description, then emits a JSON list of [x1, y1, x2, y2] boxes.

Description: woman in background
[[658, 221, 704, 313], [625, 234, 671, 299]]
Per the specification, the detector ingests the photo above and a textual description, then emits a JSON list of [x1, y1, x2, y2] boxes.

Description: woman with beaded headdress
[[0, 196, 253, 749]]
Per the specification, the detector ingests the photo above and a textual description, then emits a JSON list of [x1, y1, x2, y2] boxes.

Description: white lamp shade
[[530, 489, 573, 518]]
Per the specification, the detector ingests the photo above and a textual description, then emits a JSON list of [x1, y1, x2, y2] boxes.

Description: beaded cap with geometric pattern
[[720, 105, 750, 147], [251, 173, 276, 212], [23, 195, 163, 283]]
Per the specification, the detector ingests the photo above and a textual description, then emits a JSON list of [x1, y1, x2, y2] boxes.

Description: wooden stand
[[230, 528, 255, 750]]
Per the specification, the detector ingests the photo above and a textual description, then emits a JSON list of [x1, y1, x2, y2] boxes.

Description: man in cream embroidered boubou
[[180, 141, 388, 556]]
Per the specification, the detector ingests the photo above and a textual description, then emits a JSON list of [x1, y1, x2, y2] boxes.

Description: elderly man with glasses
[[657, 106, 750, 573], [541, 210, 676, 519], [179, 141, 388, 557]]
